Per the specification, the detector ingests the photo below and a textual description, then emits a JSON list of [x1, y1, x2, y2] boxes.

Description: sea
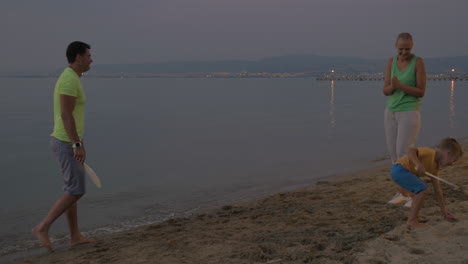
[[1, 77, 467, 260]]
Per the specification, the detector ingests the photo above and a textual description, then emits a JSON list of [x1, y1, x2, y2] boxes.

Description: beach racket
[[424, 171, 461, 190], [84, 163, 102, 188]]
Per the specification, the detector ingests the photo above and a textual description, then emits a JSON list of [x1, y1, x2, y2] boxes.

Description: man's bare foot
[[70, 235, 97, 247], [418, 216, 428, 223], [407, 220, 425, 229], [32, 226, 53, 252]]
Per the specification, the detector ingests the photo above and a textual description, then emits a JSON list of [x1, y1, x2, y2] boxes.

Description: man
[[32, 41, 95, 251]]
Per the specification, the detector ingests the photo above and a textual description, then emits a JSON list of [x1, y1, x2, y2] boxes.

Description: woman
[[384, 32, 427, 205]]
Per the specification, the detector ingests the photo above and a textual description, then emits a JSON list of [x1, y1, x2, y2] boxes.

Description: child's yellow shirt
[[396, 147, 440, 177]]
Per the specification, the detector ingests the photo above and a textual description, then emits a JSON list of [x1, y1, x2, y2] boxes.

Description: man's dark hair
[[66, 41, 91, 63]]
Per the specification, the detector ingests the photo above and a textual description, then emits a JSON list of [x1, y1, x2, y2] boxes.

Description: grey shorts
[[50, 136, 86, 196]]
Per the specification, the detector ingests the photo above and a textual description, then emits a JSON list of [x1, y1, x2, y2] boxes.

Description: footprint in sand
[[409, 248, 425, 254], [383, 234, 400, 241], [315, 243, 327, 251]]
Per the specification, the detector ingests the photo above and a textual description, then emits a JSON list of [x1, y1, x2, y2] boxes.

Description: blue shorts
[[391, 164, 427, 194], [50, 137, 86, 196]]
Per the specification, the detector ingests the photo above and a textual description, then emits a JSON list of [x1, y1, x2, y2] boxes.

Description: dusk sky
[[2, 0, 467, 73]]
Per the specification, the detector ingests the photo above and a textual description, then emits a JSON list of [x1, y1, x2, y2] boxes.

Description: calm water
[[1, 77, 467, 257]]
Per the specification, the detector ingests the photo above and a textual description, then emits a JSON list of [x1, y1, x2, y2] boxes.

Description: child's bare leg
[[32, 194, 81, 250], [66, 202, 96, 247], [407, 189, 428, 227], [397, 185, 411, 197]]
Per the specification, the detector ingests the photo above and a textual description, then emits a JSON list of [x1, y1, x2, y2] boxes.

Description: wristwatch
[[72, 142, 82, 149]]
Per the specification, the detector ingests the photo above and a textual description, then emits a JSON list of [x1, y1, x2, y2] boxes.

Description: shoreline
[[5, 143, 468, 264], [0, 158, 384, 260]]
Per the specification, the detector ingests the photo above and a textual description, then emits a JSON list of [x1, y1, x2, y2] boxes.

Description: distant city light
[[451, 68, 455, 72], [331, 70, 335, 73]]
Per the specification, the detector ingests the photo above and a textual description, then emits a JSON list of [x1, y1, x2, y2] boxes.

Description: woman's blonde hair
[[396, 32, 413, 43]]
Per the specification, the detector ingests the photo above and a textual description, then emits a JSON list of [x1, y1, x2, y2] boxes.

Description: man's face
[[77, 49, 93, 72]]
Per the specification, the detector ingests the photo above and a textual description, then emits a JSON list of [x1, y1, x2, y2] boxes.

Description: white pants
[[384, 109, 421, 164]]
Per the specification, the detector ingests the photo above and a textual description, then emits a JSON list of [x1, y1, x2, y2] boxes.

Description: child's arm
[[430, 177, 450, 217], [407, 148, 426, 175]]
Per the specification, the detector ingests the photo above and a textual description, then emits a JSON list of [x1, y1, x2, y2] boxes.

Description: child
[[390, 137, 463, 228]]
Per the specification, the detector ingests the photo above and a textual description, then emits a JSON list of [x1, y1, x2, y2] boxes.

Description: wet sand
[[7, 143, 468, 264]]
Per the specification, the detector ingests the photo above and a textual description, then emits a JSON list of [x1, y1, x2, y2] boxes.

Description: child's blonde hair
[[438, 137, 463, 158]]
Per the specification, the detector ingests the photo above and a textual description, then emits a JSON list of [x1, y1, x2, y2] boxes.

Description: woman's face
[[395, 39, 413, 60]]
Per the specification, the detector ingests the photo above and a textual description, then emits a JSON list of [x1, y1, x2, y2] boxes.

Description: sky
[[2, 0, 468, 73]]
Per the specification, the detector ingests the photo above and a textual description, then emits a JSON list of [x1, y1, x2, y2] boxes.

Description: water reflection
[[449, 80, 456, 128], [329, 80, 336, 129]]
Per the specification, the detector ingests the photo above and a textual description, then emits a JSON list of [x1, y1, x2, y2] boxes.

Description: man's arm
[[60, 94, 86, 164]]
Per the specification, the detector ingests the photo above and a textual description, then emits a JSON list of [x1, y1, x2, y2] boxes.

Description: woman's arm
[[383, 58, 394, 96]]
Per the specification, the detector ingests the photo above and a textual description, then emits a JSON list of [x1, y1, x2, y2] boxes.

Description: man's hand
[[73, 147, 86, 165]]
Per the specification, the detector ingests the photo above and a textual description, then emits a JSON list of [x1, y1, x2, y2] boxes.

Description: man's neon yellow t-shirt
[[51, 68, 86, 142]]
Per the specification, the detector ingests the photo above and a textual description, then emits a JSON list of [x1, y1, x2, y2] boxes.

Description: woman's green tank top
[[386, 55, 420, 112]]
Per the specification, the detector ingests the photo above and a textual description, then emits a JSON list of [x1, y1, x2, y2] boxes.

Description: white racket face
[[84, 163, 102, 188]]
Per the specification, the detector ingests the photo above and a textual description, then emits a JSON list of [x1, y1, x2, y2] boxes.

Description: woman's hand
[[391, 76, 401, 89], [383, 84, 394, 95]]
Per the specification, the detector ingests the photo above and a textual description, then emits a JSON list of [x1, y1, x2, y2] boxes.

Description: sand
[[6, 144, 468, 264]]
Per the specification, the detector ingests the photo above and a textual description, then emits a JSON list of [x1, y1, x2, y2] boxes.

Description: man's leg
[[66, 201, 96, 246], [396, 185, 412, 198], [32, 194, 81, 250]]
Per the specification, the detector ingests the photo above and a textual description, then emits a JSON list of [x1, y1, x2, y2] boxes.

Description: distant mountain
[[424, 56, 468, 73], [91, 55, 383, 75], [3, 55, 466, 77], [91, 54, 468, 75]]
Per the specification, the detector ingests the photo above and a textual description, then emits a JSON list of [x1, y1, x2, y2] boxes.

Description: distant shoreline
[[4, 53, 468, 78], [1, 72, 467, 80]]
